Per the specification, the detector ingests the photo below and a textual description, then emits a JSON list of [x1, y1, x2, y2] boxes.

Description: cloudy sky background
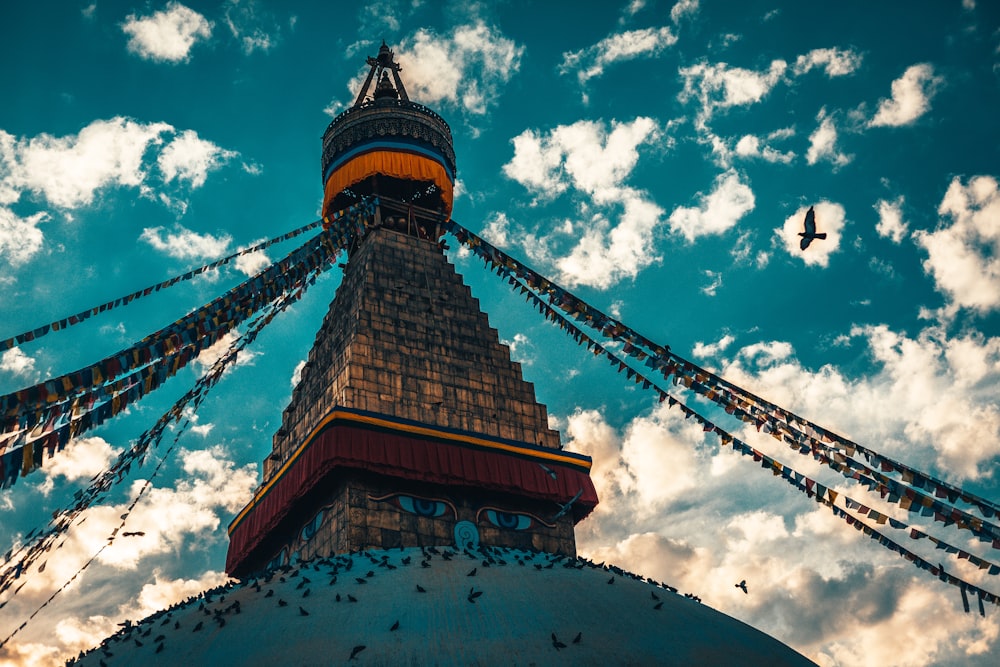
[[2, 1, 999, 665]]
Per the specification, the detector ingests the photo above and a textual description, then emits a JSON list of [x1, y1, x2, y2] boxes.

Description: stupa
[[71, 43, 815, 667]]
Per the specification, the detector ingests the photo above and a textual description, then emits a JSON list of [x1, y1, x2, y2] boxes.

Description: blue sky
[[2, 1, 999, 665]]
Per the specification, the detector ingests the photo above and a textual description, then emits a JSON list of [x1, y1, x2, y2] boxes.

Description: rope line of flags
[[0, 204, 375, 491], [444, 219, 999, 519], [0, 219, 327, 353], [0, 204, 378, 611], [447, 218, 1000, 604], [0, 279, 320, 649], [0, 202, 993, 638], [503, 266, 1000, 607]]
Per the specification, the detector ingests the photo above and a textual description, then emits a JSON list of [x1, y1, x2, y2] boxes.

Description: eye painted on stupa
[[300, 509, 325, 541], [476, 507, 554, 531], [369, 493, 456, 519]]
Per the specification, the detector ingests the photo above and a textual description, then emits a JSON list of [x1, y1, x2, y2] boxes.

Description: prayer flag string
[[0, 203, 377, 606], [512, 275, 1000, 602], [444, 218, 1000, 524], [0, 277, 320, 648], [0, 202, 376, 489], [0, 219, 326, 352]]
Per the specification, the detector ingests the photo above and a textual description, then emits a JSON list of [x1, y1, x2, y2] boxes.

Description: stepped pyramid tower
[[73, 44, 814, 666], [225, 42, 598, 577]]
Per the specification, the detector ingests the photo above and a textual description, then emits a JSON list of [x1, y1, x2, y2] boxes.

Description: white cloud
[[42, 437, 120, 484], [290, 359, 306, 389], [480, 211, 512, 247], [0, 207, 47, 266], [499, 117, 666, 288], [339, 23, 522, 117], [0, 120, 236, 257], [158, 130, 237, 188], [693, 334, 735, 358], [806, 108, 851, 168], [139, 224, 231, 261], [0, 346, 37, 379], [874, 196, 909, 243], [234, 248, 270, 276], [554, 191, 664, 288], [868, 63, 942, 128], [678, 59, 788, 122], [793, 47, 863, 77], [668, 169, 755, 241], [501, 332, 535, 366], [914, 175, 1000, 314], [503, 117, 660, 202], [223, 0, 280, 54], [121, 2, 213, 63], [733, 129, 795, 164], [670, 0, 700, 23], [621, 0, 646, 20], [0, 118, 171, 209], [2, 446, 254, 664], [775, 201, 845, 267], [560, 27, 678, 87], [701, 269, 723, 296], [193, 329, 258, 372], [567, 318, 1000, 665]]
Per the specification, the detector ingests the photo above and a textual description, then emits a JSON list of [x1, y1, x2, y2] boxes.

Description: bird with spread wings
[[798, 206, 827, 250]]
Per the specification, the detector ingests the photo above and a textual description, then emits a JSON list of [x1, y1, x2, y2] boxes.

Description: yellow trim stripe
[[228, 409, 592, 536]]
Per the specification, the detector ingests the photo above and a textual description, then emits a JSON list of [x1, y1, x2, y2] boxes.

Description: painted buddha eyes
[[483, 509, 532, 531], [397, 495, 450, 518], [370, 493, 456, 519], [370, 493, 548, 532]]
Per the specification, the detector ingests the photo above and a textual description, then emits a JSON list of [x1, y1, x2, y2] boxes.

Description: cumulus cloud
[[504, 117, 661, 203], [121, 2, 213, 63], [480, 211, 512, 247], [0, 119, 171, 209], [139, 224, 232, 260], [733, 128, 796, 164], [338, 23, 522, 117], [693, 334, 735, 358], [567, 320, 1000, 665], [678, 59, 788, 122], [552, 191, 664, 288], [775, 201, 844, 267], [806, 107, 851, 168], [501, 332, 535, 366], [233, 246, 270, 276], [158, 130, 238, 188], [874, 196, 909, 244], [914, 175, 1000, 314], [668, 169, 755, 241], [0, 346, 37, 379], [0, 208, 47, 266], [868, 63, 942, 127], [793, 47, 863, 77], [2, 446, 253, 662], [501, 117, 665, 288], [560, 27, 678, 87], [193, 329, 258, 372], [41, 437, 120, 485], [0, 119, 236, 263]]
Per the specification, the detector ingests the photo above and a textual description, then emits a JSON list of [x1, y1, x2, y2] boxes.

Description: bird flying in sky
[[798, 206, 827, 250]]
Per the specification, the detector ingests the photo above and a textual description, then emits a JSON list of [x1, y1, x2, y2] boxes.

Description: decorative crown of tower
[[225, 45, 597, 578], [320, 42, 456, 222]]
